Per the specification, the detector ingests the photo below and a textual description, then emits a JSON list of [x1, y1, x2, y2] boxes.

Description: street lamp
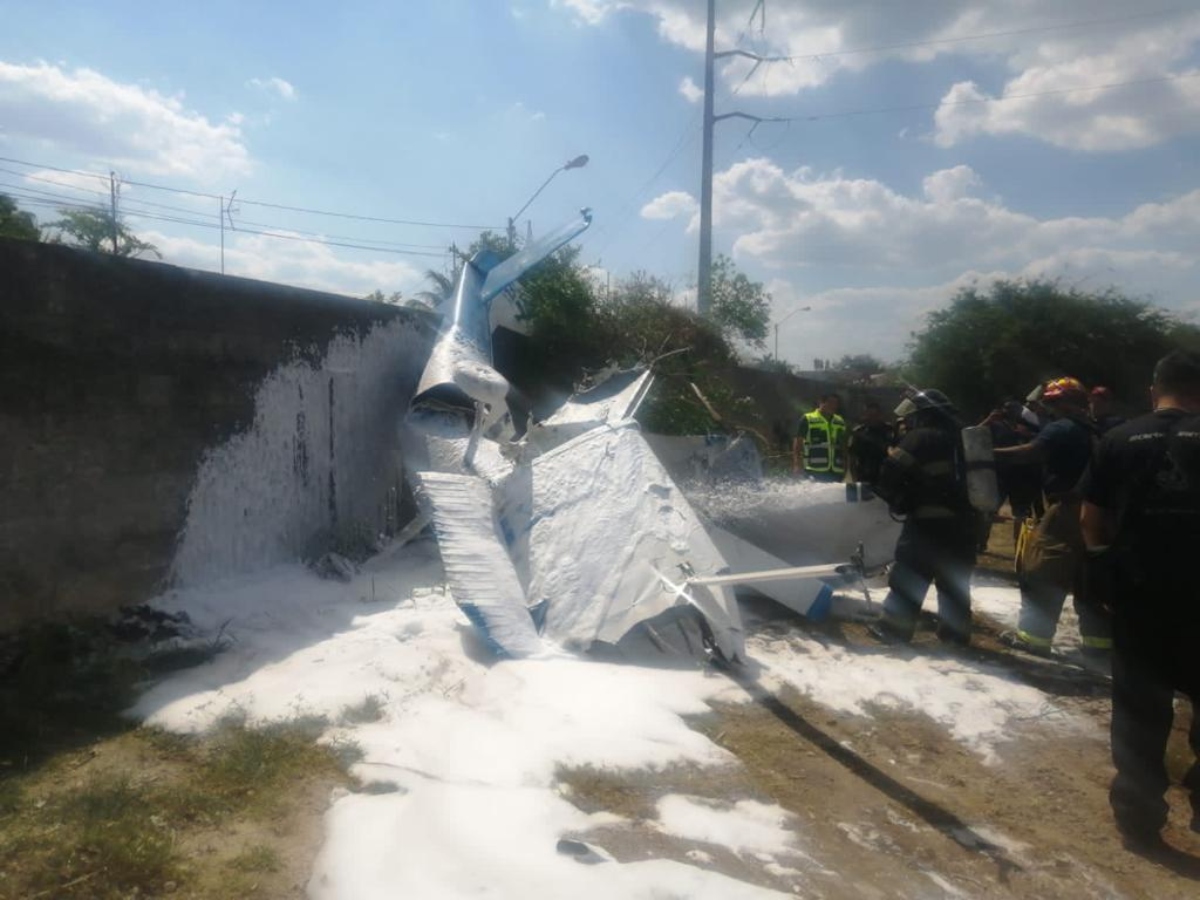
[[508, 154, 590, 247], [774, 305, 812, 361]]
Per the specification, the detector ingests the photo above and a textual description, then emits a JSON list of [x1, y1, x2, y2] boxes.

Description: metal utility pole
[[219, 195, 225, 274], [697, 0, 717, 316], [696, 0, 785, 318], [109, 171, 120, 254]]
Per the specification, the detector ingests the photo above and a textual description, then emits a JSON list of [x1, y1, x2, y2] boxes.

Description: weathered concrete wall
[[0, 239, 436, 629]]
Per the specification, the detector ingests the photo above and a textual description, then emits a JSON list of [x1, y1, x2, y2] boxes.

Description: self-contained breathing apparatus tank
[[960, 424, 1000, 514]]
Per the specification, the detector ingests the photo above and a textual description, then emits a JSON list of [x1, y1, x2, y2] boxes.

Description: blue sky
[[2, 0, 1198, 363]]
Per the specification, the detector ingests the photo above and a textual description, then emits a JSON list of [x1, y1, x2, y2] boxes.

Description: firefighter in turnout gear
[[1080, 350, 1200, 849], [995, 377, 1112, 658], [793, 393, 847, 482], [869, 389, 977, 646]]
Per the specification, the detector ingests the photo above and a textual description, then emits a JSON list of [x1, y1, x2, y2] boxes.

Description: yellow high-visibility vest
[[802, 411, 846, 474]]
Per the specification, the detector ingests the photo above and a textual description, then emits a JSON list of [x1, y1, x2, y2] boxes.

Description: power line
[[592, 113, 703, 257], [0, 154, 504, 231], [6, 186, 449, 259], [230, 195, 500, 230]]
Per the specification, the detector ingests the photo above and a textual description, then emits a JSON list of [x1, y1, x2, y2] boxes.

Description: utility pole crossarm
[[713, 111, 791, 124], [713, 49, 791, 64]]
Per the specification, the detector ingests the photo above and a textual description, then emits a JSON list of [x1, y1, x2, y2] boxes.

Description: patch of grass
[[201, 718, 344, 819], [229, 843, 282, 874], [1, 774, 181, 899], [340, 694, 385, 725], [0, 718, 352, 899], [556, 760, 758, 822]]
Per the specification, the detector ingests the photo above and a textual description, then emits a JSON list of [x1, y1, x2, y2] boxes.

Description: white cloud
[[557, 1, 1200, 151], [921, 165, 982, 204], [640, 190, 698, 221], [0, 61, 251, 178], [247, 76, 297, 102], [646, 159, 1200, 360], [678, 75, 703, 104], [508, 101, 547, 123], [140, 229, 426, 298]]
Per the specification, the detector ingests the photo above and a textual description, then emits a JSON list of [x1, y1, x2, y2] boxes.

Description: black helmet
[[894, 388, 957, 419]]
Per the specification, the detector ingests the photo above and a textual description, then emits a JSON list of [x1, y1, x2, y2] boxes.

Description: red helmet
[[1042, 377, 1087, 404]]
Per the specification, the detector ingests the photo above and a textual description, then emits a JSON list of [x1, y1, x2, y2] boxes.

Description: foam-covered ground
[[134, 544, 1094, 898]]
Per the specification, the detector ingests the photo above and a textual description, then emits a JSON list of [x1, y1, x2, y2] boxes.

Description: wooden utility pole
[[697, 0, 717, 316]]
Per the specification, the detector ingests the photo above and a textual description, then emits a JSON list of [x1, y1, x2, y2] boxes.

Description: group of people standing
[[789, 352, 1200, 851]]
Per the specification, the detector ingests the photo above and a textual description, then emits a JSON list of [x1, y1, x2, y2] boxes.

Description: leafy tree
[[48, 206, 160, 259], [752, 355, 796, 375], [415, 269, 454, 307], [364, 289, 405, 304], [833, 354, 885, 375], [0, 194, 39, 241], [595, 277, 742, 434], [709, 254, 771, 348], [907, 279, 1197, 417]]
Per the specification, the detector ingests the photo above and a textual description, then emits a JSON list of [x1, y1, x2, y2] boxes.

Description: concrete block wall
[[0, 239, 436, 630]]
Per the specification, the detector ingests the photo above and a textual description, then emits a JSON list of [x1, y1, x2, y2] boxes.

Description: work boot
[[999, 630, 1053, 658], [1119, 827, 1168, 856], [935, 623, 971, 647], [1079, 646, 1112, 677], [867, 619, 912, 645]]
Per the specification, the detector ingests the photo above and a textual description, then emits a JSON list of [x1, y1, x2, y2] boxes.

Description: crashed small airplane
[[402, 210, 900, 666]]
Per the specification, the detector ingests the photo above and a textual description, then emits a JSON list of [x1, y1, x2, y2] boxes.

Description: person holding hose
[[869, 389, 978, 647]]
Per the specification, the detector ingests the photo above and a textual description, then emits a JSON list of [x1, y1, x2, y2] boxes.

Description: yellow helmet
[[1041, 377, 1087, 404]]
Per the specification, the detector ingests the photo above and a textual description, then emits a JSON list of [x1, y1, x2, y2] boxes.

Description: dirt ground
[[559, 520, 1200, 899]]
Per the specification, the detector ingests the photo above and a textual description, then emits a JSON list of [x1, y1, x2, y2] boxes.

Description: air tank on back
[[961, 424, 1000, 513]]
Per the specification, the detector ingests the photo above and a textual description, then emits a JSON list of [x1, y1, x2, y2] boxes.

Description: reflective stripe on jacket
[[803, 411, 846, 474]]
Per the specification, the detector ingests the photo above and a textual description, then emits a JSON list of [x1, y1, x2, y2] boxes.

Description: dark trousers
[[1110, 599, 1200, 834], [882, 519, 976, 640]]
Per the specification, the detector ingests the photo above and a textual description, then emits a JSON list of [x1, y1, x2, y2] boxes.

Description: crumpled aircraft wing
[[414, 471, 544, 659]]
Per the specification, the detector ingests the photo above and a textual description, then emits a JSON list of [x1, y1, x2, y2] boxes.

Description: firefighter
[[869, 389, 977, 646], [1080, 350, 1200, 849], [793, 393, 847, 483], [848, 400, 894, 485], [994, 377, 1111, 658]]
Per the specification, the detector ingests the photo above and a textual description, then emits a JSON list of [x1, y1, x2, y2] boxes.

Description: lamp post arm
[[511, 167, 564, 227]]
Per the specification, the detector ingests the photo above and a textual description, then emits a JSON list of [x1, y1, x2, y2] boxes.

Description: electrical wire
[[0, 154, 503, 231], [5, 186, 449, 258]]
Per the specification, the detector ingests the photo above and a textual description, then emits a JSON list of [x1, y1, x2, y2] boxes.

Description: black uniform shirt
[[1081, 408, 1200, 560], [849, 422, 892, 484], [1034, 416, 1093, 498]]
